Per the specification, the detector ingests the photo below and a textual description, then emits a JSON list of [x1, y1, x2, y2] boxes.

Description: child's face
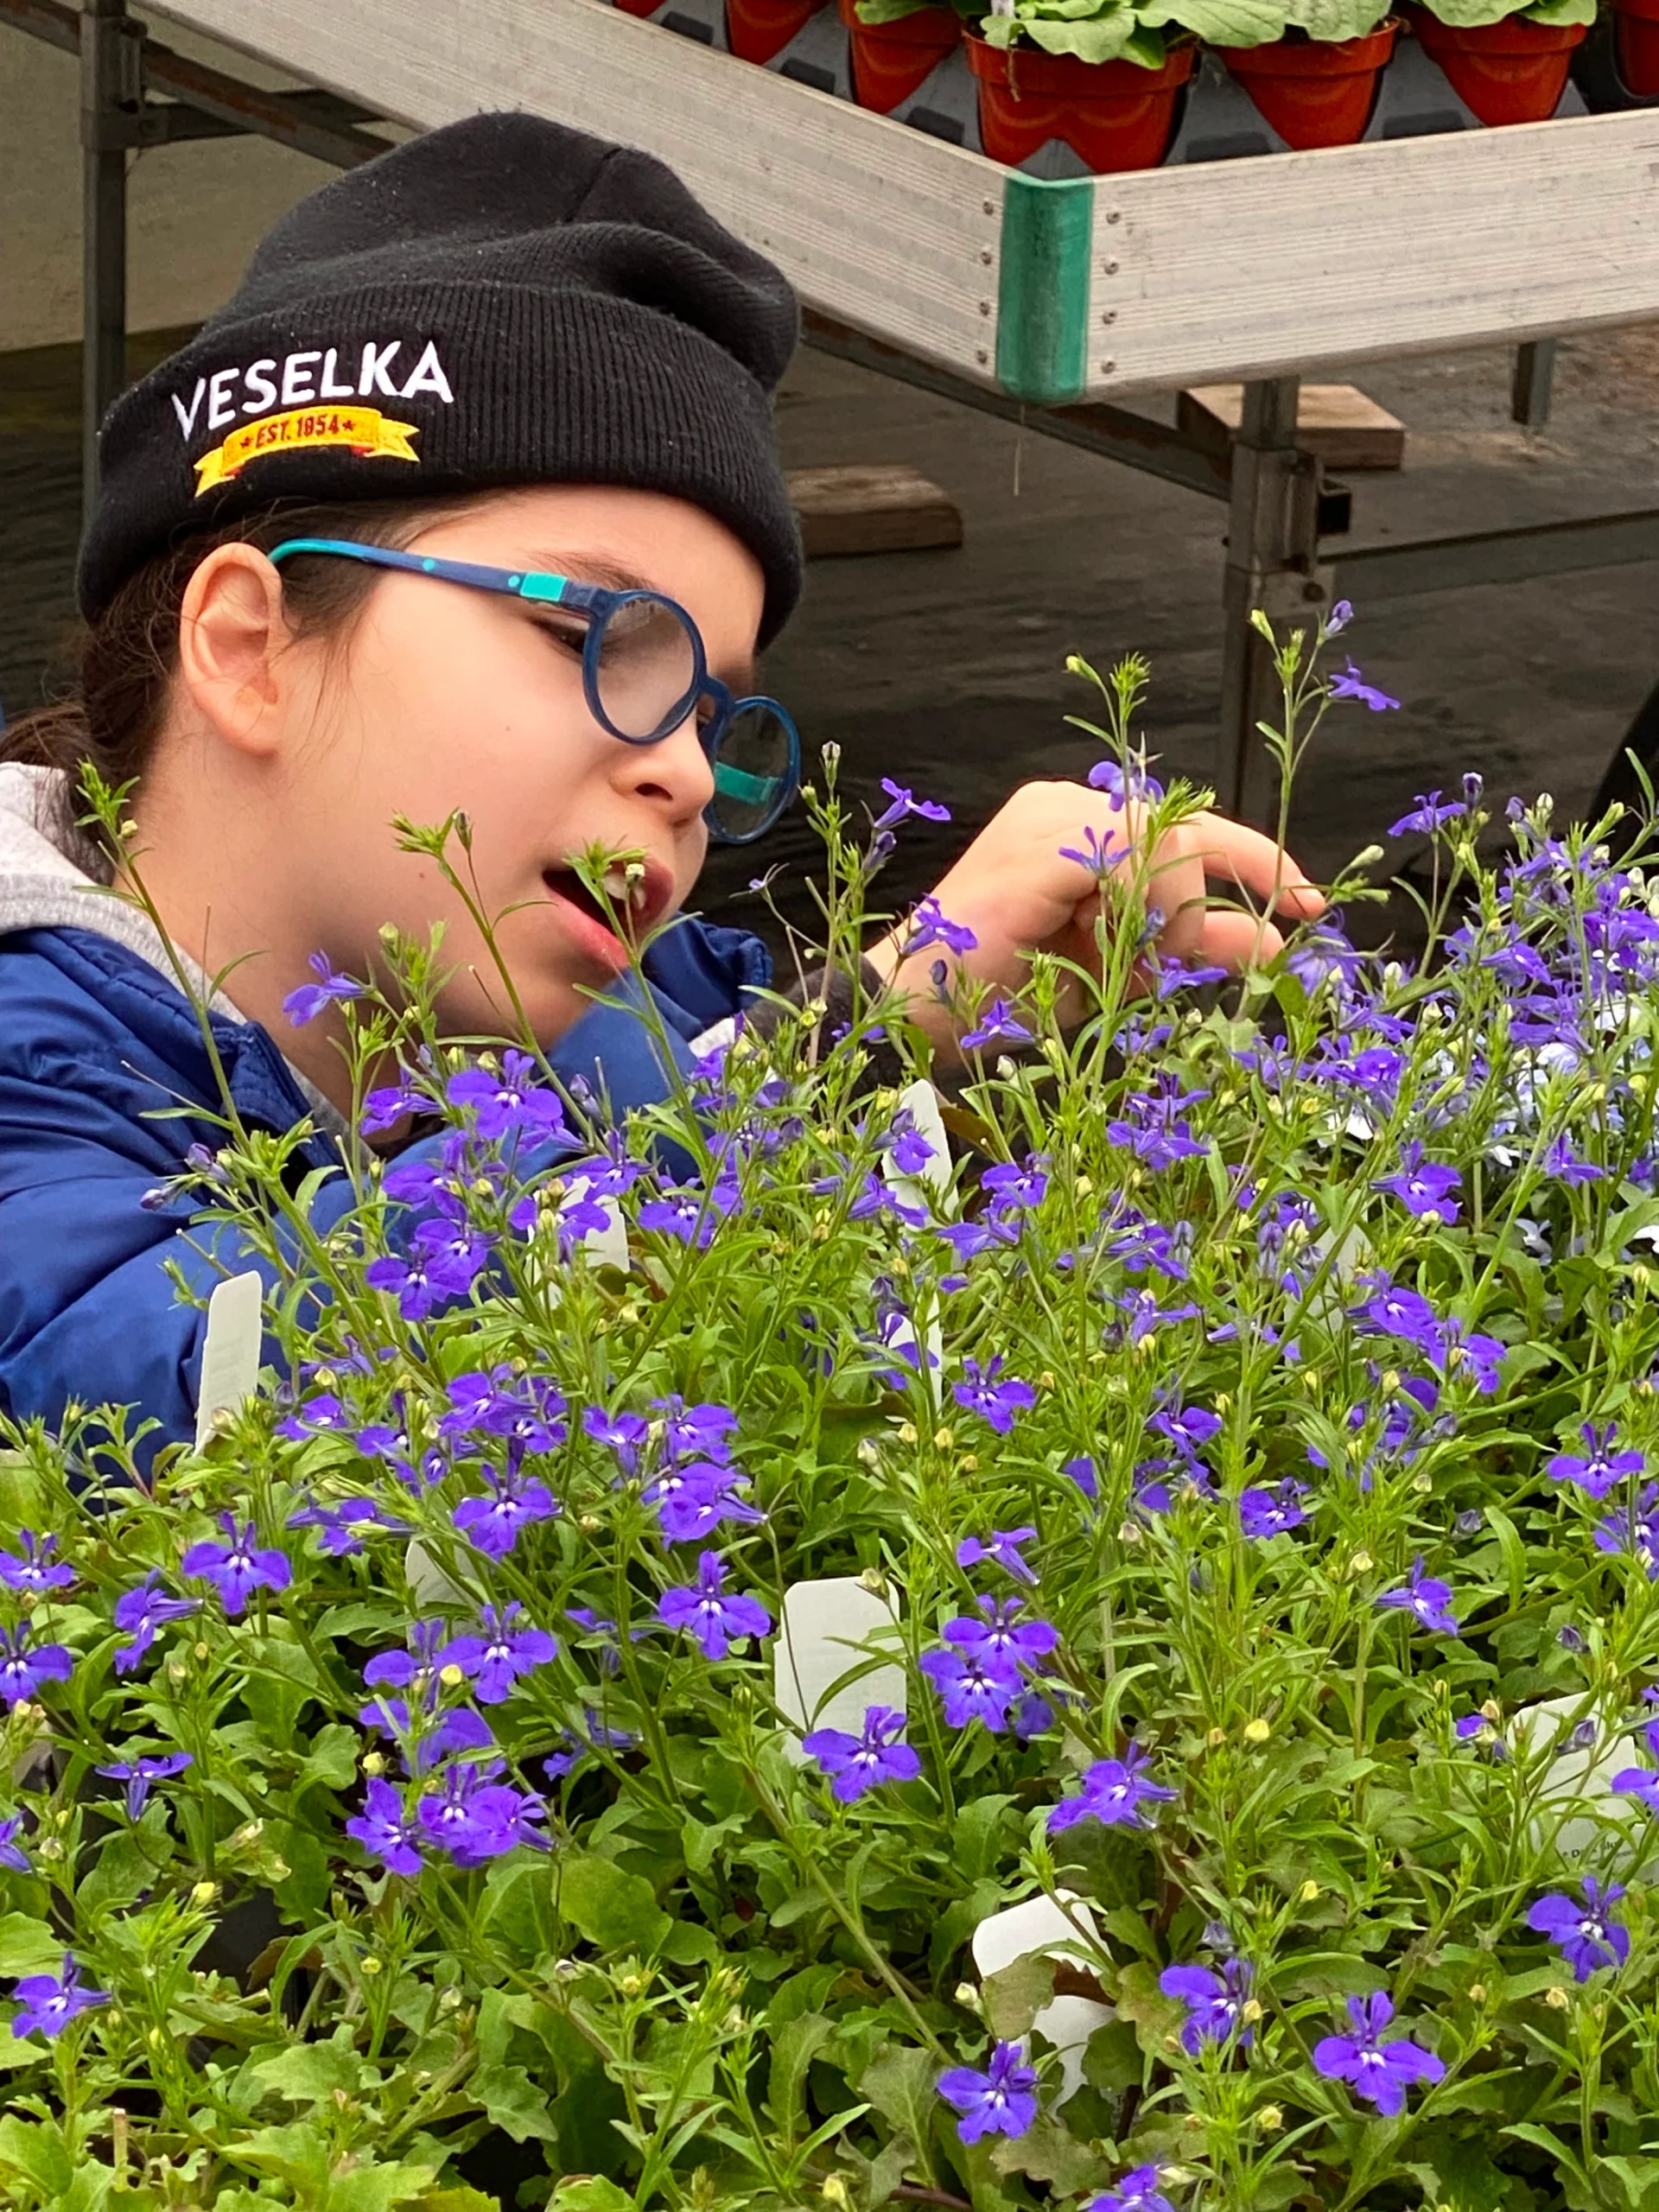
[[276, 484, 767, 1046]]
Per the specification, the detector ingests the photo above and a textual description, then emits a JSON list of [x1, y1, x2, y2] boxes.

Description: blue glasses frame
[[264, 536, 800, 844]]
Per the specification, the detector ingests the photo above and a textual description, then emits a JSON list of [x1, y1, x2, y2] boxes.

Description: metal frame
[[7, 0, 1659, 818]]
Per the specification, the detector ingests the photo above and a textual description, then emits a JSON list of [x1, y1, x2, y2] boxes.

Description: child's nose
[[616, 710, 715, 823]]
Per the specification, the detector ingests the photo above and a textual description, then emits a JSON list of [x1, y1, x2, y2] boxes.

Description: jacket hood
[[0, 762, 349, 1141]]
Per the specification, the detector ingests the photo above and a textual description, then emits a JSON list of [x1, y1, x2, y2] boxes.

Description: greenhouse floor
[[6, 322, 1659, 950]]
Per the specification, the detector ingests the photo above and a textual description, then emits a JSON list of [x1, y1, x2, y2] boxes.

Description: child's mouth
[[541, 869, 632, 969]]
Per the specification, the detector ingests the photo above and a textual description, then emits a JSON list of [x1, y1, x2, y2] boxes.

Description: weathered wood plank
[[787, 462, 963, 556], [145, 0, 1006, 384], [1092, 113, 1659, 395], [1179, 383, 1406, 470]]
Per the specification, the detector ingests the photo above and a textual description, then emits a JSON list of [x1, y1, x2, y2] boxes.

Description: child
[[0, 111, 1318, 1459]]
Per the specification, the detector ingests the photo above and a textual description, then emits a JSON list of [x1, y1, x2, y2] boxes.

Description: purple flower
[[0, 1815, 29, 1874], [1105, 1077, 1210, 1173], [95, 1750, 193, 1821], [657, 1552, 771, 1661], [1544, 1133, 1602, 1186], [1063, 1454, 1099, 1502], [10, 1955, 107, 2040], [1595, 1484, 1659, 1577], [286, 1497, 411, 1557], [1374, 1141, 1462, 1224], [452, 1465, 560, 1558], [1376, 1557, 1459, 1637], [438, 1605, 558, 1705], [956, 1528, 1037, 1586], [1149, 1400, 1223, 1461], [1084, 2169, 1177, 2212], [935, 2038, 1039, 2145], [1048, 1743, 1175, 1834], [1454, 1708, 1506, 1759], [1329, 658, 1400, 713], [283, 950, 366, 1026], [803, 1707, 921, 1802], [583, 1406, 649, 1475], [1613, 1756, 1659, 1813], [960, 997, 1035, 1053], [446, 1050, 572, 1147], [1058, 823, 1133, 879], [276, 1391, 352, 1443], [111, 1573, 199, 1675], [644, 1461, 766, 1547], [346, 1777, 424, 1875], [0, 1532, 74, 1594], [899, 897, 978, 959], [181, 1515, 291, 1616], [0, 1625, 73, 1707], [874, 779, 951, 832], [1312, 1992, 1444, 2117], [416, 1763, 548, 1868], [1238, 1479, 1309, 1538], [919, 1647, 1018, 1732], [1548, 1421, 1644, 1503], [943, 1597, 1058, 1682], [359, 1080, 432, 1135], [1389, 791, 1466, 838], [1287, 922, 1364, 997], [1160, 1957, 1255, 2055], [952, 1357, 1035, 1435], [1087, 753, 1164, 810], [1528, 1878, 1629, 1983]]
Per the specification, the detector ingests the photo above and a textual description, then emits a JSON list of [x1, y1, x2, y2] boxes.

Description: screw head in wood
[[1103, 259, 1119, 275]]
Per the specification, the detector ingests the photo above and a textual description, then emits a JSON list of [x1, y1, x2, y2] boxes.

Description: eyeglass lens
[[708, 702, 795, 842], [590, 594, 701, 741]]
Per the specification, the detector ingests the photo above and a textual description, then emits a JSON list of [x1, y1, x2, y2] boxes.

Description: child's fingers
[[1188, 909, 1287, 971], [1175, 813, 1325, 918]]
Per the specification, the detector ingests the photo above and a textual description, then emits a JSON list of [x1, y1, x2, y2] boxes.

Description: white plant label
[[880, 1080, 949, 1373], [571, 1186, 629, 1272], [972, 1890, 1111, 2104], [1513, 1694, 1659, 1872], [774, 1577, 906, 1764], [194, 1270, 264, 1451]]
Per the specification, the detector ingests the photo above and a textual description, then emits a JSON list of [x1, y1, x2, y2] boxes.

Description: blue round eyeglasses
[[266, 536, 800, 845]]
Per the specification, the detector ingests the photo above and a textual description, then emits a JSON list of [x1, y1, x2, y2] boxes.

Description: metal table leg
[[1512, 339, 1557, 427], [1216, 378, 1328, 823], [79, 0, 138, 522]]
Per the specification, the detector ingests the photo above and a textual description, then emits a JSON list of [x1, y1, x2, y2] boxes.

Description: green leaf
[[251, 2036, 364, 2107], [242, 1633, 321, 1748], [951, 1796, 1016, 1884], [0, 2113, 74, 2194], [0, 1915, 64, 1980], [295, 1722, 359, 1793], [1141, 0, 1289, 42], [547, 2183, 632, 2212], [982, 1952, 1057, 2040], [768, 2012, 834, 2144], [858, 2041, 940, 2157], [556, 1852, 672, 1955], [990, 2115, 1109, 2193], [472, 2060, 559, 2144]]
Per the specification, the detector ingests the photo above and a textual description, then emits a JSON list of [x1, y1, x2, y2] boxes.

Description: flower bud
[[1242, 1999, 1264, 2024], [1243, 1718, 1271, 1746], [1545, 1985, 1570, 2010], [933, 1427, 954, 1451], [191, 1881, 218, 1908], [1468, 1983, 1486, 2005], [858, 1567, 890, 1599], [1349, 1549, 1374, 1576], [579, 1515, 602, 1533], [897, 1422, 918, 1445], [959, 1455, 978, 1474], [822, 2180, 851, 2209], [363, 1753, 387, 1778], [439, 1663, 466, 1688], [619, 1972, 645, 1998], [1205, 1726, 1227, 1749], [1258, 2105, 1284, 2132], [1119, 1520, 1143, 1546], [1297, 1879, 1319, 1903], [361, 1956, 383, 1976], [954, 1981, 979, 2008]]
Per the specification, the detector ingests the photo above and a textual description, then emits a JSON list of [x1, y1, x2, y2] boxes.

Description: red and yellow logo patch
[[193, 404, 419, 495]]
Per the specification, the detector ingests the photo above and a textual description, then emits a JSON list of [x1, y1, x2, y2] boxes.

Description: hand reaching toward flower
[[862, 779, 1324, 1051]]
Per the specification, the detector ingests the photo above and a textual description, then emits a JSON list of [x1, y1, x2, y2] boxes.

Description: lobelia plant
[[5, 607, 1659, 2209]]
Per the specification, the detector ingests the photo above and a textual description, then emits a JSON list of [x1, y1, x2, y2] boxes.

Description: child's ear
[[175, 543, 301, 760]]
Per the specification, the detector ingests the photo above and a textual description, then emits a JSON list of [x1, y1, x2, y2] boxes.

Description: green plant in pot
[[1400, 0, 1596, 124], [966, 0, 1197, 171], [1141, 0, 1400, 149], [841, 0, 983, 112]]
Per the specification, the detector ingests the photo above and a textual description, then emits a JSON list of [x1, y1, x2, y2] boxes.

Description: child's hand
[[862, 779, 1325, 1049]]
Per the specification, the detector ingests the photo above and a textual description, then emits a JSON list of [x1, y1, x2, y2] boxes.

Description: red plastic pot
[[838, 0, 963, 111], [725, 0, 827, 62], [1403, 4, 1586, 124], [1615, 0, 1659, 94], [613, 0, 660, 16], [1219, 20, 1399, 147], [964, 33, 1195, 171]]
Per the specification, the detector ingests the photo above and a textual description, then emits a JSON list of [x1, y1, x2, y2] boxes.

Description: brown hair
[[1, 495, 474, 879]]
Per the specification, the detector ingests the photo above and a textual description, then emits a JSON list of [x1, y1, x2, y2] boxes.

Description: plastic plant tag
[[972, 1890, 1111, 2104], [1512, 1695, 1659, 1873], [774, 1576, 906, 1764], [194, 1271, 264, 1450], [571, 1188, 628, 1272]]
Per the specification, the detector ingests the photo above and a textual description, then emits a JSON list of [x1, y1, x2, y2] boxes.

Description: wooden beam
[[1179, 384, 1405, 471], [788, 463, 963, 558]]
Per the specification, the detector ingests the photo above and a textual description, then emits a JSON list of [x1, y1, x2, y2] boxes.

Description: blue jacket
[[0, 916, 770, 1460]]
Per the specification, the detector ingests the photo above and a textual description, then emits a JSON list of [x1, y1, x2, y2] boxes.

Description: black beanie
[[77, 111, 804, 644]]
